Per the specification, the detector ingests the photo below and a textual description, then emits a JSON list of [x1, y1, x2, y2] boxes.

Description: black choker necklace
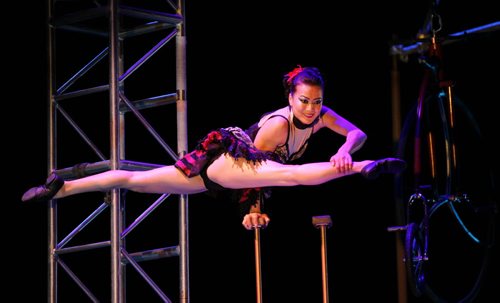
[[292, 115, 319, 130]]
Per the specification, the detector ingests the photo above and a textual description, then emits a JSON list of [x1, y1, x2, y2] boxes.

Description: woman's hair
[[283, 65, 324, 97]]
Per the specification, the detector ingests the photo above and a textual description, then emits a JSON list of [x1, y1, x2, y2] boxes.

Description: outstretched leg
[[22, 165, 207, 202], [207, 155, 405, 189], [22, 156, 405, 203]]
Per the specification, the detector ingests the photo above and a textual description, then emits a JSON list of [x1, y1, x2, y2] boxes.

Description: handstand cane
[[313, 215, 332, 303], [253, 223, 263, 303], [251, 196, 265, 303]]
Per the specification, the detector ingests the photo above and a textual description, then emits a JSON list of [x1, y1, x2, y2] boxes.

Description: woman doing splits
[[22, 66, 406, 229]]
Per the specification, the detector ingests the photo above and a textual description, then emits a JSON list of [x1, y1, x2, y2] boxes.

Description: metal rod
[[119, 6, 183, 24], [57, 203, 109, 249], [313, 215, 332, 303], [121, 194, 170, 238], [179, 193, 189, 303], [56, 241, 111, 255], [165, 0, 178, 11], [118, 93, 177, 112], [448, 21, 500, 37], [122, 249, 173, 302], [57, 258, 100, 302], [120, 22, 176, 38], [125, 246, 180, 263], [59, 21, 175, 38], [254, 226, 263, 303], [55, 84, 110, 101], [57, 24, 110, 37], [51, 6, 107, 27], [56, 47, 109, 95], [47, 0, 57, 302], [319, 226, 329, 303], [118, 29, 177, 82], [390, 21, 500, 56], [120, 92, 178, 160], [56, 104, 107, 161], [109, 0, 123, 301], [390, 50, 408, 303], [118, 15, 128, 302], [177, 2, 189, 302]]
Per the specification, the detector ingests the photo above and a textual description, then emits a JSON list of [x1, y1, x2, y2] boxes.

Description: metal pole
[[390, 48, 408, 303], [109, 0, 123, 302], [176, 1, 189, 302], [313, 215, 332, 303], [117, 12, 127, 302], [320, 226, 328, 303], [254, 226, 263, 303], [47, 0, 57, 301]]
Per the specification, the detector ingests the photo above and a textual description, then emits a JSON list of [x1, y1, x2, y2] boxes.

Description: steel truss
[[46, 0, 188, 302]]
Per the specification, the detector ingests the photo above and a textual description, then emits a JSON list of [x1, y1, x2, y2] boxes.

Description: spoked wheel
[[404, 222, 425, 297], [394, 13, 497, 299], [396, 92, 496, 302]]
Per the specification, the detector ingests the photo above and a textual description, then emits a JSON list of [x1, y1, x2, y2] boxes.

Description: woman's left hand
[[330, 151, 353, 174]]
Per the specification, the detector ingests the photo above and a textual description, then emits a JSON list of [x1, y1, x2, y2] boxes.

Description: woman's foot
[[361, 158, 406, 179], [22, 173, 64, 203]]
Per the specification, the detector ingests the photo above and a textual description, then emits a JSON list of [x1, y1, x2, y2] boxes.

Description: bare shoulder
[[261, 115, 288, 131], [320, 105, 340, 120], [316, 105, 359, 136], [315, 106, 338, 129], [254, 116, 288, 150]]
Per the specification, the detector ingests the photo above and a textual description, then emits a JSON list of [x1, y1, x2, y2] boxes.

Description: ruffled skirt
[[175, 127, 279, 214]]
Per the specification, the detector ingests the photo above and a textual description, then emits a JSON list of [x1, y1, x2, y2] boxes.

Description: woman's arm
[[317, 106, 368, 172], [242, 116, 289, 229]]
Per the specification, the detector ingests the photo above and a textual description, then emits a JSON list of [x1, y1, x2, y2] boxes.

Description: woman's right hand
[[242, 213, 270, 230]]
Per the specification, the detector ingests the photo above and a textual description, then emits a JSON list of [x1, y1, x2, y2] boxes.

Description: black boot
[[361, 158, 406, 179], [22, 173, 64, 203]]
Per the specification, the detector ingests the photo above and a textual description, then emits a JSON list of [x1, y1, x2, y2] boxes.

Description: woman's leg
[[25, 166, 207, 201], [23, 155, 404, 202], [206, 155, 404, 189]]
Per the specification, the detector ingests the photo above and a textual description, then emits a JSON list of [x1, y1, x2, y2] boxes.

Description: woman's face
[[288, 83, 323, 125]]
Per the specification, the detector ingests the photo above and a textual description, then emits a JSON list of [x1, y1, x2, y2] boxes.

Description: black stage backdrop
[[6, 1, 499, 302]]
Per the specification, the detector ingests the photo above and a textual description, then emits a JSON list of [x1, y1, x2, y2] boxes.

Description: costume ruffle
[[175, 127, 280, 215]]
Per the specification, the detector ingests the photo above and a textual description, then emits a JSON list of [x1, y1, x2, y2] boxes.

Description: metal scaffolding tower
[[46, 0, 188, 302]]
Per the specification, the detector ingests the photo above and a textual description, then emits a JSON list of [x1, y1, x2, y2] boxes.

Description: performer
[[22, 66, 406, 229]]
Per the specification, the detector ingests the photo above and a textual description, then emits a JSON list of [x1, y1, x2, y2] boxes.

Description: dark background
[[7, 1, 499, 302]]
